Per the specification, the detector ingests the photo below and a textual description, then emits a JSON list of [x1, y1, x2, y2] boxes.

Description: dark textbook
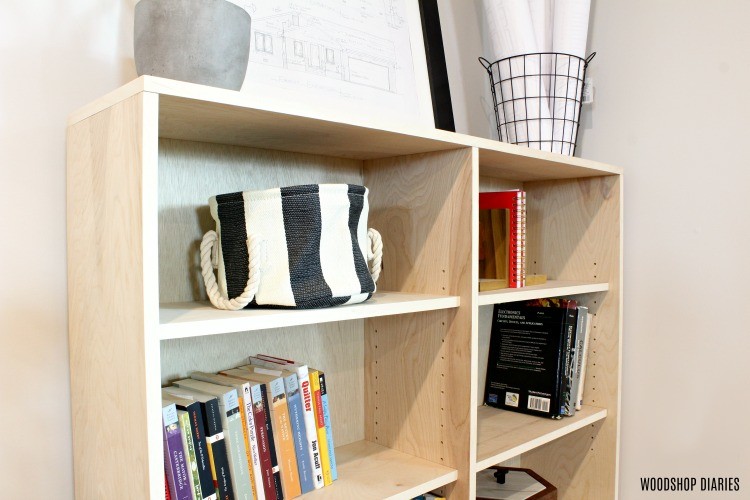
[[484, 300, 578, 418]]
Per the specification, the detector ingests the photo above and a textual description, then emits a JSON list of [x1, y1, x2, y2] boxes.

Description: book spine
[[241, 384, 265, 500], [236, 389, 260, 500], [479, 191, 525, 288], [569, 306, 589, 413], [221, 391, 255, 500], [253, 359, 323, 490], [508, 191, 526, 287], [165, 471, 172, 500], [203, 398, 234, 500], [519, 191, 526, 286], [162, 404, 193, 500], [295, 367, 324, 489], [317, 372, 337, 481], [577, 312, 594, 409], [283, 373, 314, 493], [559, 304, 579, 416], [310, 370, 332, 486], [250, 384, 277, 500], [268, 377, 301, 498], [177, 409, 202, 500], [182, 402, 218, 500], [259, 384, 284, 500]]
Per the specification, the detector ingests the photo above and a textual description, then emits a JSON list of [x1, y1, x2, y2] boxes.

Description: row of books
[[484, 298, 592, 419], [162, 354, 337, 500], [478, 190, 527, 289]]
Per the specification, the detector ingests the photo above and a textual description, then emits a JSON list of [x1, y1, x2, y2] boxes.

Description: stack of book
[[484, 298, 592, 418], [161, 355, 337, 500], [478, 190, 527, 290]]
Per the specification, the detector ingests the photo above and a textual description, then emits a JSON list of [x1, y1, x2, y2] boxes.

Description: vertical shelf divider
[[364, 147, 475, 498]]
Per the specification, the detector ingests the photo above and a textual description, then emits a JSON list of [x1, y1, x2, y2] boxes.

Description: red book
[[479, 190, 526, 287], [165, 471, 172, 500]]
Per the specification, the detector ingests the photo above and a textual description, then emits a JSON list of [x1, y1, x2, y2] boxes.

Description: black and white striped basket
[[200, 184, 383, 310]]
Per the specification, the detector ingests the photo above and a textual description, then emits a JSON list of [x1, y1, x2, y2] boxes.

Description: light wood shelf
[[69, 76, 622, 182], [67, 77, 622, 499], [477, 280, 610, 307], [304, 440, 457, 500], [475, 405, 608, 471], [159, 292, 460, 340]]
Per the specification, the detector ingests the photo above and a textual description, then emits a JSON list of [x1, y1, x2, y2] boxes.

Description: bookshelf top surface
[[68, 76, 622, 181], [305, 440, 457, 499], [477, 281, 610, 306]]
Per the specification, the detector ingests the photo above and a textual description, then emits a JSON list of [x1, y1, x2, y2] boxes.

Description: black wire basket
[[479, 52, 595, 156]]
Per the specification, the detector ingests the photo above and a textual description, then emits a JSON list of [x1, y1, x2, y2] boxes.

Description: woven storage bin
[[201, 184, 382, 310]]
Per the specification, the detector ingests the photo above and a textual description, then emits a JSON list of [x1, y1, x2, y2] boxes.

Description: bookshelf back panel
[[365, 149, 473, 296], [161, 321, 365, 447], [365, 311, 450, 458], [522, 418, 606, 497], [157, 139, 363, 303], [525, 176, 620, 282]]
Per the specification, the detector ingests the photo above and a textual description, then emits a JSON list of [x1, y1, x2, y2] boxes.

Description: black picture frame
[[418, 0, 456, 132]]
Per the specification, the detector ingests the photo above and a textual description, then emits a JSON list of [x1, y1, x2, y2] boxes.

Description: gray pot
[[134, 0, 251, 91]]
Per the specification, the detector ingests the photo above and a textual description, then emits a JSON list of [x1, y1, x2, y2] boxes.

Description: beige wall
[[2, 1, 748, 498], [0, 1, 137, 497]]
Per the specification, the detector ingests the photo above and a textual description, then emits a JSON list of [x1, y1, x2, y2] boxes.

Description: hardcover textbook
[[484, 301, 577, 418]]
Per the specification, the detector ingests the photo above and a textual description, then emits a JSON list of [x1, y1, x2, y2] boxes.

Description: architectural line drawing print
[[250, 12, 399, 93], [384, 0, 406, 29], [231, 0, 433, 127]]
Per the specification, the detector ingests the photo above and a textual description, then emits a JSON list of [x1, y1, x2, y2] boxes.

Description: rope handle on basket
[[200, 230, 261, 311], [367, 228, 383, 283]]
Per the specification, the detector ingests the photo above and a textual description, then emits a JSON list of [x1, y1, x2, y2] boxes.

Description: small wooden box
[[476, 466, 557, 500]]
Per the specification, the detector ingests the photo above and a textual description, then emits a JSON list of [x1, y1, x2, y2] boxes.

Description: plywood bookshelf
[[67, 76, 621, 499]]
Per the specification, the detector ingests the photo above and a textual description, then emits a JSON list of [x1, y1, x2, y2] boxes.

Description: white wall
[[0, 1, 136, 497], [441, 0, 750, 498], [2, 1, 748, 498]]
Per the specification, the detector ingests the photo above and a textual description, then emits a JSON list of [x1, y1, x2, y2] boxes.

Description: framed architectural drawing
[[233, 0, 435, 129], [418, 0, 455, 131]]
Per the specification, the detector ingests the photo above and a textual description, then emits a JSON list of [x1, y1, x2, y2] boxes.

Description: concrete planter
[[134, 0, 251, 91]]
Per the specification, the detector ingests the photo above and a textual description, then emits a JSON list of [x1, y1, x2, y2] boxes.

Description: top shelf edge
[[477, 281, 610, 306], [68, 76, 622, 180]]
